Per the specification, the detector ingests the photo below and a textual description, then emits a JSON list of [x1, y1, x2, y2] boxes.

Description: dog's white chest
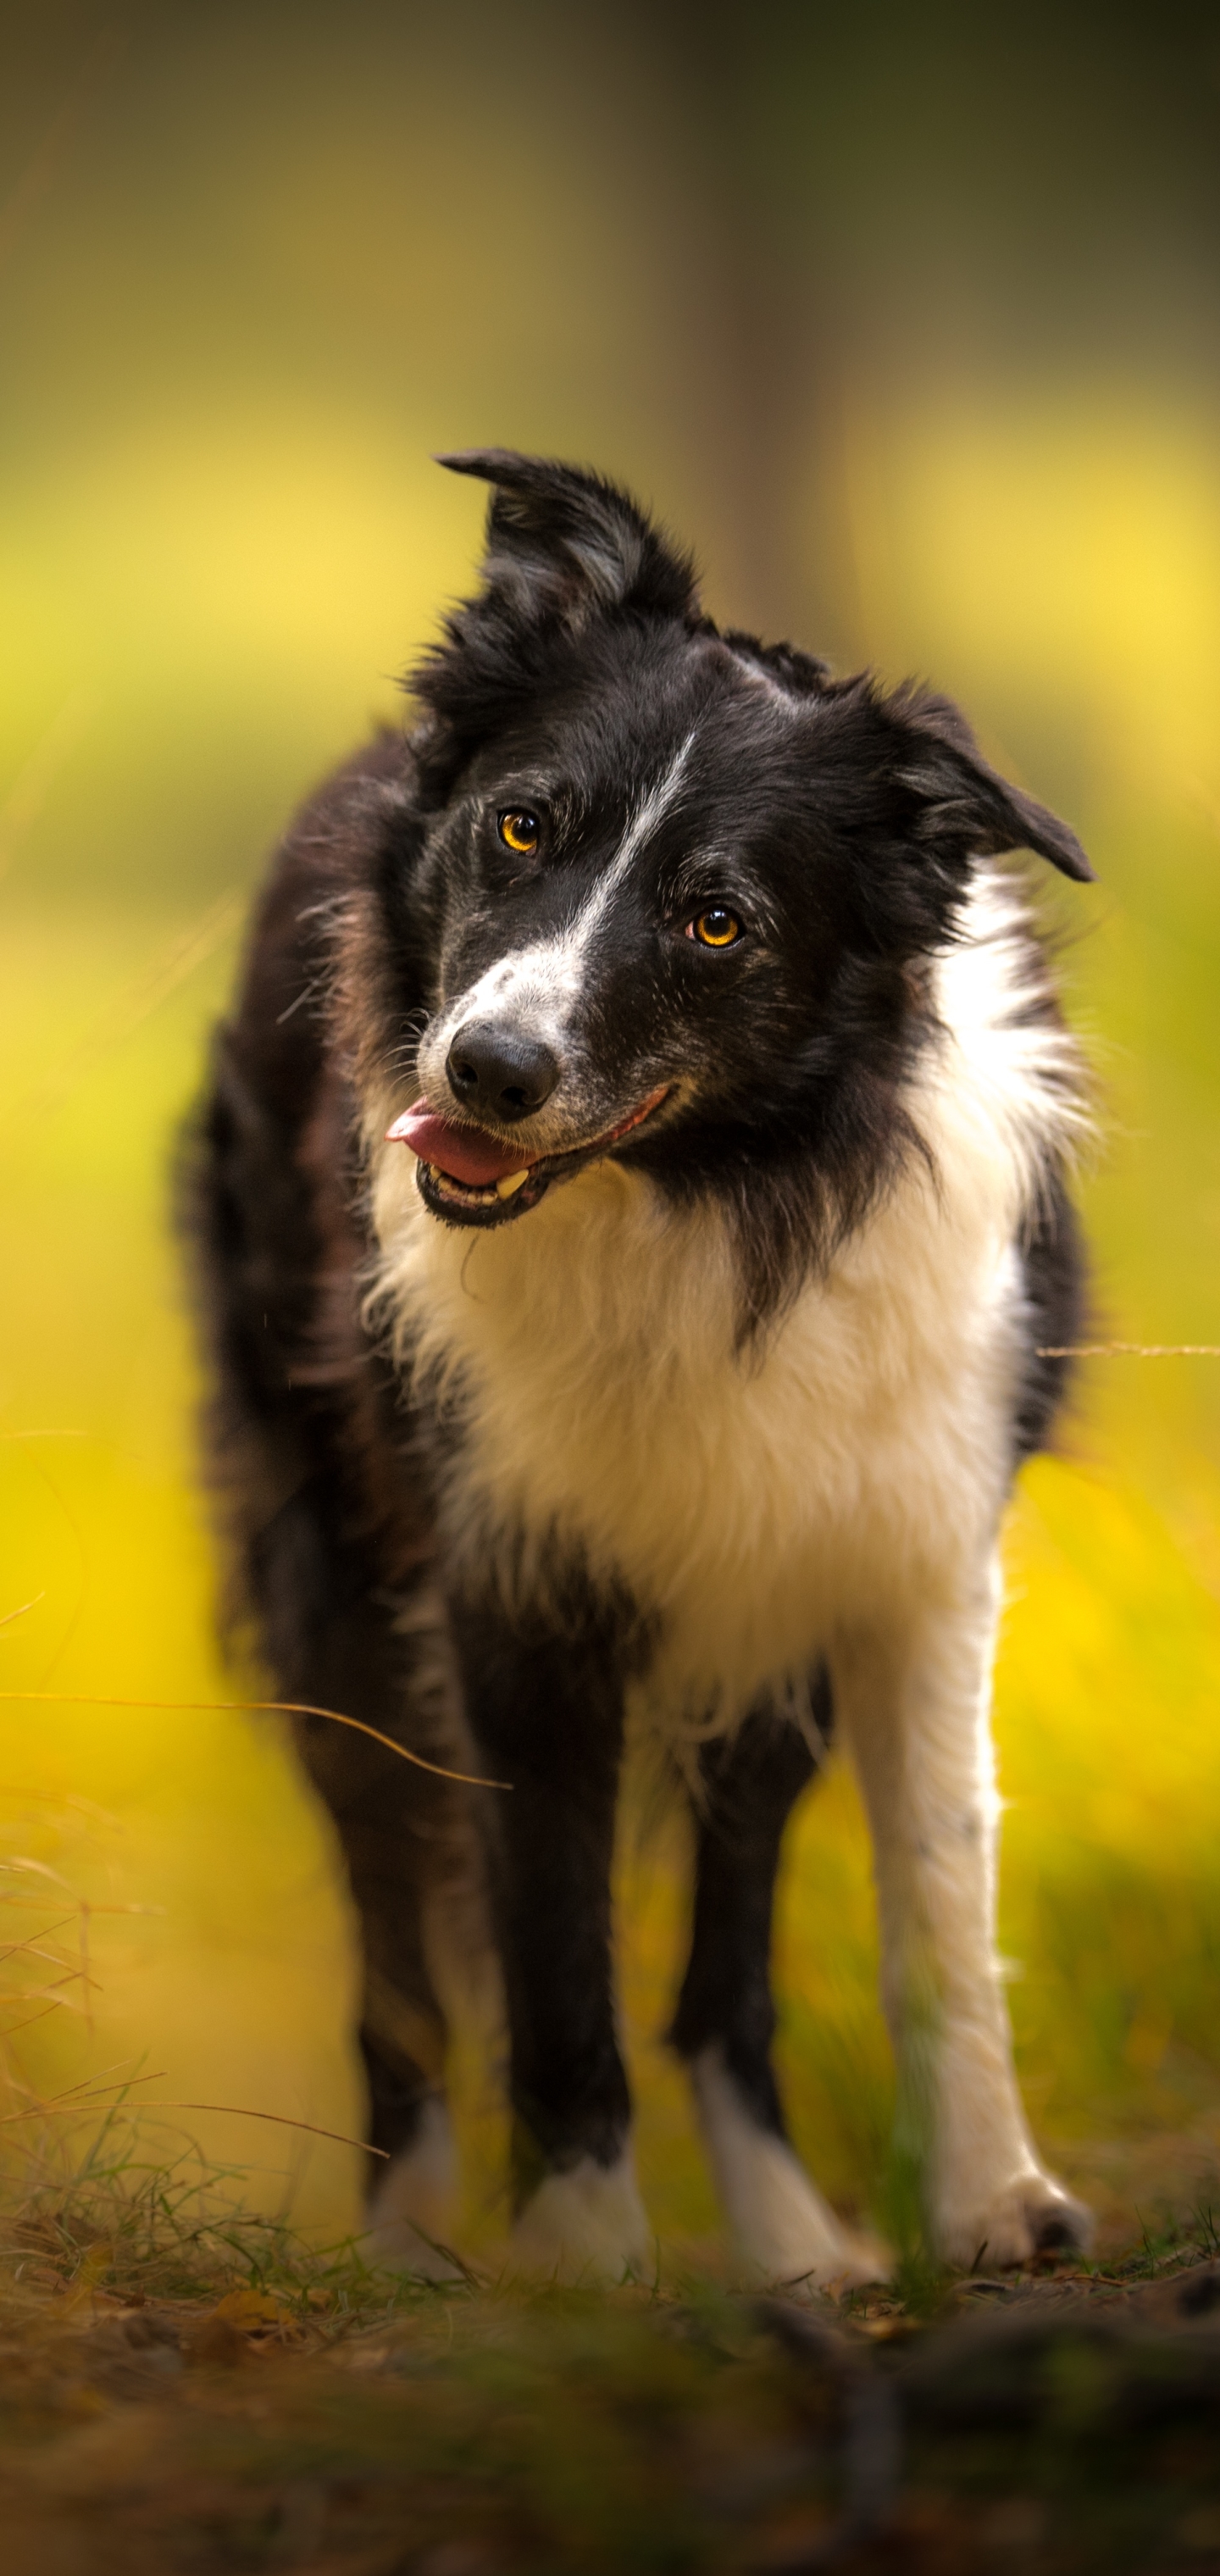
[[372, 1142, 1023, 1723]]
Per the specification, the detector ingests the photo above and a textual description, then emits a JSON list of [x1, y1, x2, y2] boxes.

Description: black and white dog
[[188, 451, 1095, 2287]]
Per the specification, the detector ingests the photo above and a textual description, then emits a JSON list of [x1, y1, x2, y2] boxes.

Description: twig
[[0, 2096, 388, 2157], [0, 691, 97, 885], [0, 1595, 43, 1632], [753, 2300, 901, 2568], [0, 1693, 510, 1790], [1038, 1343, 1220, 1358]]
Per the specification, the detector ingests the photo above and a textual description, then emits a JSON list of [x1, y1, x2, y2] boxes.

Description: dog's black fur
[[184, 452, 1090, 2272]]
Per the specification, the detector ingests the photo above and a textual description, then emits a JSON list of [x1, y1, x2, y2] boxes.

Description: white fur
[[690, 2046, 887, 2289], [509, 2151, 652, 2283], [363, 2095, 464, 2280], [366, 867, 1090, 2266]]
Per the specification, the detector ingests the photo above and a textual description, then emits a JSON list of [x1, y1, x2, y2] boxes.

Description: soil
[[4, 2222, 1220, 2573]]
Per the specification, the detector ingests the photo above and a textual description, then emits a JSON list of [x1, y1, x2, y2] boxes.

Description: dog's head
[[382, 452, 1091, 1320]]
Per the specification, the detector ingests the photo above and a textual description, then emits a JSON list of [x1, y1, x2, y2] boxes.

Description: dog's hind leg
[[451, 1575, 651, 2285], [259, 1524, 468, 2281], [186, 1034, 465, 2277], [297, 1707, 462, 2279], [671, 1680, 889, 2291]]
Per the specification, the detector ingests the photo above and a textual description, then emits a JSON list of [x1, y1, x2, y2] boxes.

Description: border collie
[[186, 451, 1095, 2288]]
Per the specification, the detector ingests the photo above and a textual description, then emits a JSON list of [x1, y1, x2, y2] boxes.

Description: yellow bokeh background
[[3, 6, 1220, 2257]]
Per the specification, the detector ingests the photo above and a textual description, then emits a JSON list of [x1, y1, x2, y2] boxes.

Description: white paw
[[363, 2095, 465, 2281], [690, 2046, 890, 2292], [933, 2167, 1093, 2272], [732, 2138, 890, 2295], [510, 2152, 652, 2284]]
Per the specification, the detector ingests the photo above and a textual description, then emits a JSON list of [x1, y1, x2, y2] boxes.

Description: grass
[[0, 2126, 861, 2573], [3, 2129, 1220, 2572]]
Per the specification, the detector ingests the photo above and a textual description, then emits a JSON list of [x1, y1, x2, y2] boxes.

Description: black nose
[[446, 1021, 561, 1124]]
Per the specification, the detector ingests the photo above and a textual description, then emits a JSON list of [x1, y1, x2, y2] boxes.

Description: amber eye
[[498, 809, 541, 856], [687, 907, 743, 948]]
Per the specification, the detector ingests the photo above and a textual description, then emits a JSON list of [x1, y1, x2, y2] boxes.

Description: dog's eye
[[686, 908, 743, 948], [498, 810, 541, 857]]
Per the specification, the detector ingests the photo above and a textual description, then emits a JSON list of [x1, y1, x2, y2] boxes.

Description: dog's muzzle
[[385, 1086, 670, 1229]]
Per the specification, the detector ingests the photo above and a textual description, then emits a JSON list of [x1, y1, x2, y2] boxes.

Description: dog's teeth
[[496, 1169, 530, 1198]]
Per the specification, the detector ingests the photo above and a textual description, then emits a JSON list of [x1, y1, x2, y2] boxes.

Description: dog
[[185, 449, 1095, 2288]]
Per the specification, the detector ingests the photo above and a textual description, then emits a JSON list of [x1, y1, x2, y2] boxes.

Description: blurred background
[[2, 0, 1219, 2257]]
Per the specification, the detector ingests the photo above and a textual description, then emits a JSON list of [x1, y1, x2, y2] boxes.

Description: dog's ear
[[436, 449, 698, 625], [885, 685, 1094, 883], [408, 453, 699, 792]]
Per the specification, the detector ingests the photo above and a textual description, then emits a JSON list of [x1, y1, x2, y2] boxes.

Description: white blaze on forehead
[[610, 729, 698, 879], [437, 730, 699, 1050]]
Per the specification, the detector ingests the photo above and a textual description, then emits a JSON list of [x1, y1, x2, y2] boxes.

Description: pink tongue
[[385, 1100, 534, 1186]]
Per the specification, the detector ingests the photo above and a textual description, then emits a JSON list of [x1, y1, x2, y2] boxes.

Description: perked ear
[[888, 685, 1095, 882], [436, 449, 699, 626]]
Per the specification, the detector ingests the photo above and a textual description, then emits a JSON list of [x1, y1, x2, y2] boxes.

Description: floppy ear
[[890, 686, 1094, 882], [437, 449, 698, 625]]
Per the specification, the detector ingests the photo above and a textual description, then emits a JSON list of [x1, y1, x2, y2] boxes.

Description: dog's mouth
[[385, 1086, 671, 1228]]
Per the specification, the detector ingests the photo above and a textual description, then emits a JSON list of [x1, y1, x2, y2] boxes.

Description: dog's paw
[[934, 2168, 1093, 2272], [690, 2047, 890, 2292], [363, 2212, 467, 2282], [363, 2096, 466, 2282], [773, 2216, 893, 2301], [724, 2139, 891, 2293], [509, 2153, 652, 2285]]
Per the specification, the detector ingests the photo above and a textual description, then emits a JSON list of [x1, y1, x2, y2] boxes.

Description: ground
[[5, 2167, 1220, 2574]]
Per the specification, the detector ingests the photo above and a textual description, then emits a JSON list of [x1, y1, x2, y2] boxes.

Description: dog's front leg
[[839, 1559, 1091, 2271], [451, 1578, 651, 2285]]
